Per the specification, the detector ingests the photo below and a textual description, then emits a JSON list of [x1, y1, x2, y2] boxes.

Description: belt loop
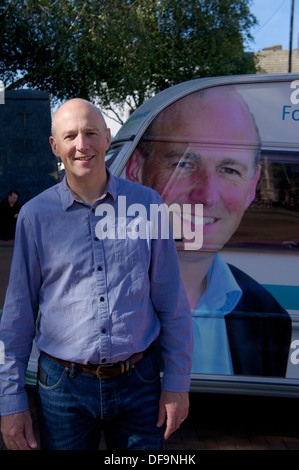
[[69, 362, 77, 378]]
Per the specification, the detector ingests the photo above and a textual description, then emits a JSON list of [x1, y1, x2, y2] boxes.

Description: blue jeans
[[36, 349, 164, 450]]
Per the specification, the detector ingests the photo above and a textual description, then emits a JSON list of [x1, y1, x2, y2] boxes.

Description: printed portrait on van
[[123, 83, 299, 378]]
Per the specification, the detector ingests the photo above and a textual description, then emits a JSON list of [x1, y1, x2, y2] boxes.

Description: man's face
[[128, 88, 260, 252], [50, 99, 111, 185]]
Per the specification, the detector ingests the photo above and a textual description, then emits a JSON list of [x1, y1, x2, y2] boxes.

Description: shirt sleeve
[[149, 199, 193, 393], [0, 207, 41, 415]]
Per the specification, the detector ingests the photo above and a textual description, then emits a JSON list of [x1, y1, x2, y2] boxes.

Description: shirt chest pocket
[[114, 236, 148, 268], [112, 216, 150, 267]]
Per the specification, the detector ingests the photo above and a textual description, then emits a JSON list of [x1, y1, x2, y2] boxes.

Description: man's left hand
[[156, 390, 189, 440]]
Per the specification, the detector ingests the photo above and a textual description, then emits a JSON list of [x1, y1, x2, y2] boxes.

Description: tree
[[0, 0, 257, 123]]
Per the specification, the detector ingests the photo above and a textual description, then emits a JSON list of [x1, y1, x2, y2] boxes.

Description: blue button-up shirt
[[0, 171, 192, 415], [192, 253, 242, 375]]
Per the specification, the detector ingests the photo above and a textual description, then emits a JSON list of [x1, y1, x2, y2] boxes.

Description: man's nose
[[75, 134, 89, 152], [189, 172, 220, 206]]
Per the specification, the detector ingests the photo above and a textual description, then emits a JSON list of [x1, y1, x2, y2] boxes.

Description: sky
[[246, 0, 299, 51]]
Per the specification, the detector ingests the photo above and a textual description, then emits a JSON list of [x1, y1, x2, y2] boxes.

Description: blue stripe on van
[[263, 285, 299, 311]]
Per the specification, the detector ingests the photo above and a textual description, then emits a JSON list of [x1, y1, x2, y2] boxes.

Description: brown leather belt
[[44, 351, 146, 379]]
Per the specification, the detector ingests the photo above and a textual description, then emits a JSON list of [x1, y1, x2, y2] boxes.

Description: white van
[[105, 73, 299, 397]]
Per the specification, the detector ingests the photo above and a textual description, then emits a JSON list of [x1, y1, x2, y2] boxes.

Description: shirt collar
[[59, 167, 118, 211], [193, 253, 242, 317]]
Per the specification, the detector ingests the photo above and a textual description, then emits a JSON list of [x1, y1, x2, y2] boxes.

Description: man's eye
[[176, 161, 193, 169], [220, 167, 240, 175]]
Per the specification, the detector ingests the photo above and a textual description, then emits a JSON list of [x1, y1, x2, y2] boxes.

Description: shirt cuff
[[161, 372, 191, 393], [0, 391, 29, 416]]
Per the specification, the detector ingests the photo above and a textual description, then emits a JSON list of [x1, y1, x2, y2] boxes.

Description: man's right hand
[[1, 411, 37, 450]]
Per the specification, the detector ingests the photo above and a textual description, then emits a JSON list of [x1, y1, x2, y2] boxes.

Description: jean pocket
[[133, 354, 161, 384], [37, 358, 68, 390]]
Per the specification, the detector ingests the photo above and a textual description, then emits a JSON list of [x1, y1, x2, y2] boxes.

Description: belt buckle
[[96, 364, 112, 379], [96, 360, 131, 379]]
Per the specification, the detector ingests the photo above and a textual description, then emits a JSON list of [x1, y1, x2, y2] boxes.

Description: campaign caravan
[[105, 73, 299, 397]]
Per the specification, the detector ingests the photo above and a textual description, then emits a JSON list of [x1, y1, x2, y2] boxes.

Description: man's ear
[[125, 149, 144, 183], [245, 164, 261, 209], [49, 136, 59, 158]]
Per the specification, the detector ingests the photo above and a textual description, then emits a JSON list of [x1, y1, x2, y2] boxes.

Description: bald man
[[0, 99, 193, 450]]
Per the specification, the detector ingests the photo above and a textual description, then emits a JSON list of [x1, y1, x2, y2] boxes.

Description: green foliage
[[0, 0, 257, 122]]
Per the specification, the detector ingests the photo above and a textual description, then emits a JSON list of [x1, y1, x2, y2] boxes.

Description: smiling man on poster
[[126, 86, 291, 377]]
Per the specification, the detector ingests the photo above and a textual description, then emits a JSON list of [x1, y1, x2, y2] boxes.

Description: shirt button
[[101, 328, 106, 334], [102, 358, 106, 363], [97, 266, 103, 271], [100, 296, 105, 302]]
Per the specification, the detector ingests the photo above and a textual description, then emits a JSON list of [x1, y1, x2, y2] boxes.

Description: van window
[[230, 150, 299, 249]]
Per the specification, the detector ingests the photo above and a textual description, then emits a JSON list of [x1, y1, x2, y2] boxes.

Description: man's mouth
[[203, 217, 216, 225], [181, 213, 202, 226], [75, 155, 94, 161], [181, 214, 216, 226]]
